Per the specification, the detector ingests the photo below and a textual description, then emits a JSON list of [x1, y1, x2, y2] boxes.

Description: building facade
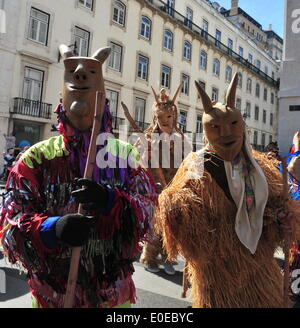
[[278, 0, 300, 153], [0, 0, 280, 162]]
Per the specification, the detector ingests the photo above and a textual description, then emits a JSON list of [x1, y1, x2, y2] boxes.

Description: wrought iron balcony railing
[[112, 116, 125, 130], [12, 98, 52, 120], [144, 0, 279, 88]]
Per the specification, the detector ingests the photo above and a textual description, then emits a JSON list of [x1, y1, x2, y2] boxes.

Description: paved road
[[0, 251, 191, 308]]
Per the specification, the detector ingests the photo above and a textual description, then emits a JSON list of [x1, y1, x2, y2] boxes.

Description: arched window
[[213, 58, 220, 76], [237, 72, 243, 88], [246, 78, 252, 93], [200, 51, 207, 69], [112, 0, 126, 26], [255, 83, 260, 98], [225, 66, 232, 82], [164, 30, 173, 51], [183, 41, 192, 61], [140, 16, 152, 40]]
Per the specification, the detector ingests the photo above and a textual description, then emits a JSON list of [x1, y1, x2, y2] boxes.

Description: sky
[[215, 0, 284, 38]]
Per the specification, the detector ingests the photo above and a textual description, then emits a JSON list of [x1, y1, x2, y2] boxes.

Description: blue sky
[[215, 0, 284, 37]]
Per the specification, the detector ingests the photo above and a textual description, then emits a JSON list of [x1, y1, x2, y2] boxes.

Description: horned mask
[[59, 44, 111, 131], [195, 73, 245, 162], [151, 85, 182, 134]]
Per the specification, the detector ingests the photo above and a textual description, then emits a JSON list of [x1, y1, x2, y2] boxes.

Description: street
[[0, 250, 191, 308]]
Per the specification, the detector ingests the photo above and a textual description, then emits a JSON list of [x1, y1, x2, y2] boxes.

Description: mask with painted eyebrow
[[195, 73, 245, 161]]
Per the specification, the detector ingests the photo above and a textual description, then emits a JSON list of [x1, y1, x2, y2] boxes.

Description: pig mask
[[195, 73, 245, 162], [59, 44, 111, 131]]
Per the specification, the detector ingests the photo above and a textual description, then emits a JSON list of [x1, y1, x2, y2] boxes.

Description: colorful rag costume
[[0, 104, 157, 308], [158, 74, 300, 308]]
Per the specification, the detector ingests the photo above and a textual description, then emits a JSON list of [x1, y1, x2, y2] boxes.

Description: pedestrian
[[0, 44, 157, 308], [158, 73, 300, 307]]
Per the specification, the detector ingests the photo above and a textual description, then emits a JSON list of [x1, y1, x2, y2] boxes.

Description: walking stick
[[64, 91, 105, 308], [181, 262, 189, 298], [281, 156, 291, 308]]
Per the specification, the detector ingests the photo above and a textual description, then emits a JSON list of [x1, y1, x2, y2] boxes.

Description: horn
[[225, 72, 239, 108], [151, 86, 160, 104], [92, 47, 111, 64], [195, 80, 213, 114], [171, 83, 182, 104], [59, 44, 74, 60]]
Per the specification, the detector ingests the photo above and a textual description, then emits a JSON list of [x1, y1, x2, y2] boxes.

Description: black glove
[[72, 178, 108, 210], [55, 214, 95, 247]]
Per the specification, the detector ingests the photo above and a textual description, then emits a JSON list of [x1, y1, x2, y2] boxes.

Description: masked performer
[[0, 45, 157, 308], [158, 73, 300, 308], [122, 87, 189, 275]]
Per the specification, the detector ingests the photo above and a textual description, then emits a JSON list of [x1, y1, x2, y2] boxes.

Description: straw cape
[[157, 149, 300, 308]]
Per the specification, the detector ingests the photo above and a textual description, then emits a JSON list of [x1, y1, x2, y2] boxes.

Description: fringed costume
[[0, 104, 157, 308], [158, 149, 300, 308]]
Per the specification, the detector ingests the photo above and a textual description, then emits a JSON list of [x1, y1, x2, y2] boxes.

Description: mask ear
[[195, 80, 213, 114], [92, 47, 111, 64], [171, 83, 182, 104], [225, 73, 238, 108], [59, 44, 74, 60], [151, 86, 160, 104]]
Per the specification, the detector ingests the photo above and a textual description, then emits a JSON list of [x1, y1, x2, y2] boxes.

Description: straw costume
[[122, 86, 188, 274], [0, 45, 157, 308], [158, 74, 300, 308]]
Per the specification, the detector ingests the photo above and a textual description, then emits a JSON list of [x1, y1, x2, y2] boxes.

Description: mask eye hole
[[90, 70, 96, 74], [210, 124, 219, 128], [232, 121, 238, 125]]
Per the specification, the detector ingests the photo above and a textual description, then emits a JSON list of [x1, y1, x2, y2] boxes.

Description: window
[[108, 42, 122, 71], [196, 115, 203, 134], [74, 26, 90, 56], [140, 16, 151, 40], [253, 131, 258, 146], [212, 87, 219, 102], [256, 59, 261, 70], [164, 30, 173, 51], [161, 65, 171, 88], [185, 7, 193, 28], [179, 110, 187, 131], [264, 65, 268, 75], [200, 51, 207, 69], [79, 0, 93, 10], [112, 0, 126, 26], [262, 133, 265, 149], [137, 55, 149, 80], [28, 8, 50, 45], [237, 73, 243, 88], [135, 98, 146, 123], [23, 67, 44, 101], [263, 110, 266, 123], [263, 88, 268, 101], [183, 41, 192, 61], [271, 92, 275, 104], [255, 83, 260, 98], [203, 19, 209, 32], [248, 53, 253, 64], [227, 38, 233, 55], [272, 71, 275, 80], [255, 106, 259, 120], [225, 66, 232, 82], [236, 98, 242, 111], [246, 78, 252, 93], [270, 113, 273, 126], [239, 47, 244, 58], [215, 29, 221, 47], [106, 89, 119, 117], [246, 102, 251, 118], [269, 135, 273, 144], [166, 0, 175, 16], [181, 74, 190, 95], [213, 58, 220, 76]]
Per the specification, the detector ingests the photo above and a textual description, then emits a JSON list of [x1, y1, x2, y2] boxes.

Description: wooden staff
[[121, 101, 167, 187], [281, 156, 291, 308], [64, 91, 105, 308]]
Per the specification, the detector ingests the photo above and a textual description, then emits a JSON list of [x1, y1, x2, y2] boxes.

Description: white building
[[0, 0, 281, 162], [278, 0, 300, 153]]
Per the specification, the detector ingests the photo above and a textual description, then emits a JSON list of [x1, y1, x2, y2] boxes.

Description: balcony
[[143, 0, 279, 88], [12, 98, 52, 120]]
